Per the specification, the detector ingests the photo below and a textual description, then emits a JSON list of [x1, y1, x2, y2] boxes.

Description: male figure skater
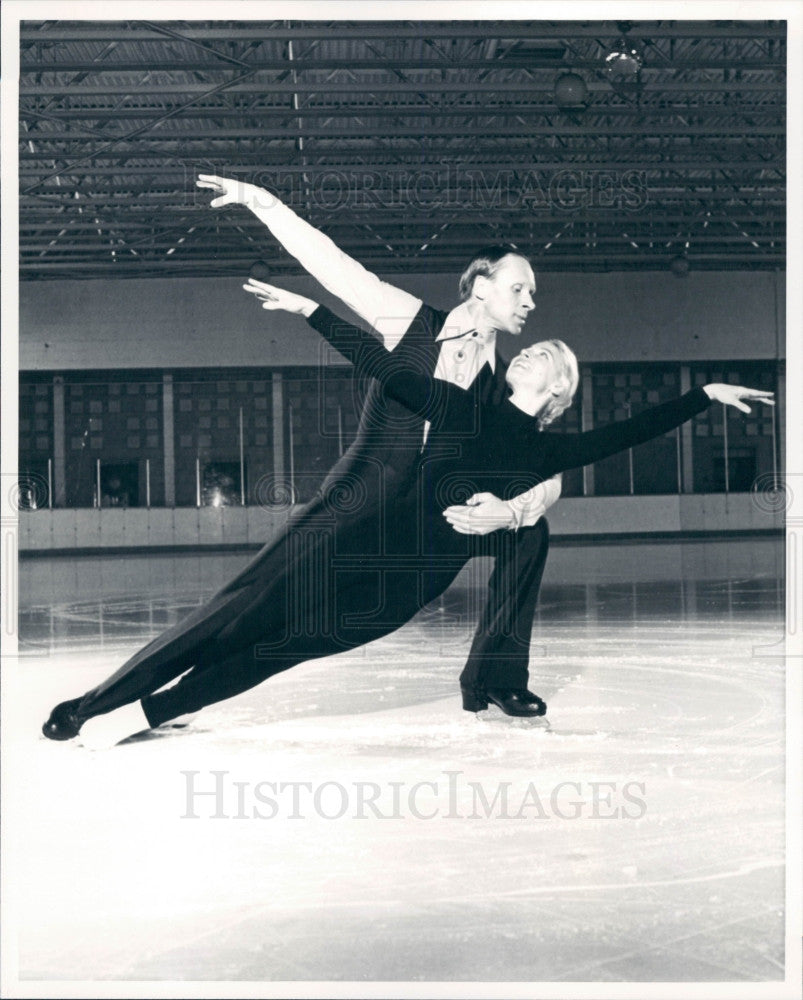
[[197, 175, 561, 712]]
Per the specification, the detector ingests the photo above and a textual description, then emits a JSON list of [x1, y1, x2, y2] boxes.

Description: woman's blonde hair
[[537, 339, 579, 430]]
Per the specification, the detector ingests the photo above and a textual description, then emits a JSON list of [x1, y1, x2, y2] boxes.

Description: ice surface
[[5, 540, 787, 985]]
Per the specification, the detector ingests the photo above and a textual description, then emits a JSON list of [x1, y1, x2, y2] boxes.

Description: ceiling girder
[[20, 126, 787, 140], [20, 58, 787, 73], [20, 81, 785, 96], [19, 24, 787, 42], [18, 19, 786, 279]]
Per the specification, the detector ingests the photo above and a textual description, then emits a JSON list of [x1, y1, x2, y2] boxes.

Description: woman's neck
[[508, 387, 550, 418]]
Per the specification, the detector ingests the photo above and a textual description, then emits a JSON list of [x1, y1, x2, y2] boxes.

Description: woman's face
[[506, 341, 563, 395]]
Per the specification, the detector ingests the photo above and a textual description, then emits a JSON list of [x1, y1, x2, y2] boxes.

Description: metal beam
[[15, 20, 787, 279], [15, 203, 788, 223], [19, 104, 787, 122], [17, 158, 786, 174], [19, 229, 785, 250], [19, 81, 786, 96], [19, 24, 788, 42], [18, 253, 785, 275], [19, 58, 787, 73], [18, 124, 787, 139], [15, 163, 787, 187], [17, 212, 785, 231]]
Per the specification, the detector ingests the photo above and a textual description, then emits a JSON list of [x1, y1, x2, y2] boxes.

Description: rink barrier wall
[[17, 494, 783, 554]]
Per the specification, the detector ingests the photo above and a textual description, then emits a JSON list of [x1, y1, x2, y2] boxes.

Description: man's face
[[476, 255, 536, 335]]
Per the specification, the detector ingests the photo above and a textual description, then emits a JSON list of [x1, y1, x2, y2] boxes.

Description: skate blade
[[160, 711, 199, 729], [474, 706, 551, 729]]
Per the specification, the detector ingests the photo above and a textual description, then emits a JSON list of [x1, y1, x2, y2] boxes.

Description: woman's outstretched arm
[[244, 279, 473, 428], [539, 384, 774, 475]]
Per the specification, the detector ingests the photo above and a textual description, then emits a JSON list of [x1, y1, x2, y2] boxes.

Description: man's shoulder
[[394, 301, 450, 343], [414, 301, 450, 329]]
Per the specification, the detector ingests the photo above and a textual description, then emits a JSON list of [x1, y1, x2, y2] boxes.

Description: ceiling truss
[[18, 19, 786, 279]]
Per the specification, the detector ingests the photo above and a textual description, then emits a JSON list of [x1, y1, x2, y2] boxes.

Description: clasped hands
[[443, 493, 525, 534]]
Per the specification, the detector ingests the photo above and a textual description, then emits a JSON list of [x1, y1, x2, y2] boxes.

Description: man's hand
[[243, 278, 318, 317], [442, 493, 517, 535], [197, 174, 274, 211]]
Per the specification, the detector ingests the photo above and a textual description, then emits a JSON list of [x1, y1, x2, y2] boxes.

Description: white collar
[[437, 301, 497, 370]]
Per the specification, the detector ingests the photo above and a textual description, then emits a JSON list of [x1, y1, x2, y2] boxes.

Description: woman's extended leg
[[134, 562, 469, 729]]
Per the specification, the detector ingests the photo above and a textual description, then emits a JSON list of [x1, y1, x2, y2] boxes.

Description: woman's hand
[[197, 174, 274, 210], [243, 278, 318, 318], [703, 384, 775, 413]]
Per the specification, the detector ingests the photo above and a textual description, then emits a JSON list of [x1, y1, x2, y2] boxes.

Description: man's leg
[[75, 586, 261, 714], [459, 518, 549, 707], [43, 502, 335, 739], [41, 583, 266, 741], [141, 635, 338, 727], [70, 567, 370, 743]]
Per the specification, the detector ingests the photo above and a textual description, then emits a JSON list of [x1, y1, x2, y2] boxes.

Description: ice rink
[[6, 537, 788, 989]]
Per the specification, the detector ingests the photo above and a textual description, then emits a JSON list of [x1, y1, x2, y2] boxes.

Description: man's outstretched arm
[[198, 174, 422, 347]]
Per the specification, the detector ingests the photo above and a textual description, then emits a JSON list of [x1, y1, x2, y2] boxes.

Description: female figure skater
[[42, 280, 773, 748]]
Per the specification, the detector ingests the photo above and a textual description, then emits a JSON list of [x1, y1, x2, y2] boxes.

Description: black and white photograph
[[1, 2, 801, 997]]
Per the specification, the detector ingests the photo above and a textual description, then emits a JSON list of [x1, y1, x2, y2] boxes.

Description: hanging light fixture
[[249, 260, 271, 281], [604, 37, 644, 82], [554, 72, 588, 109], [670, 253, 690, 277]]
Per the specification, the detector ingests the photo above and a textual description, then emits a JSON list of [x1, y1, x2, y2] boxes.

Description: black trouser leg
[[141, 645, 282, 727], [459, 518, 549, 701], [142, 564, 465, 726], [73, 584, 262, 721], [70, 501, 334, 721], [142, 635, 343, 727]]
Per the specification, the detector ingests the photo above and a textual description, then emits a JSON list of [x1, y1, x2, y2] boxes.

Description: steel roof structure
[[18, 19, 786, 280]]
